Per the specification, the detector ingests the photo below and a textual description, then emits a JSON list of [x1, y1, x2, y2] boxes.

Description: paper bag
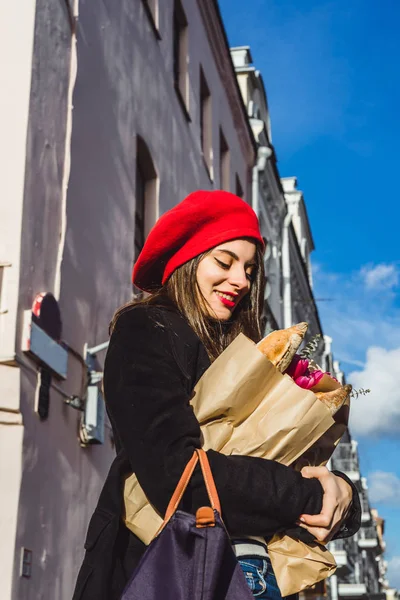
[[267, 534, 337, 597], [123, 333, 349, 593]]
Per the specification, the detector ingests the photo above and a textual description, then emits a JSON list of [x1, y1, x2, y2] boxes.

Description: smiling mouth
[[215, 291, 237, 308]]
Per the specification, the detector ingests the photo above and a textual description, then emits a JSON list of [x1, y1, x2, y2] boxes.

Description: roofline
[[230, 45, 254, 63]]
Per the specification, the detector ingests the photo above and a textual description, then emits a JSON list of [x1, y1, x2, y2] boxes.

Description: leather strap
[[155, 449, 221, 538], [197, 448, 221, 514], [163, 451, 199, 524]]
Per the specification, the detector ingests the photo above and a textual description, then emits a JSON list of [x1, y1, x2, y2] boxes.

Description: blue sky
[[219, 0, 400, 588]]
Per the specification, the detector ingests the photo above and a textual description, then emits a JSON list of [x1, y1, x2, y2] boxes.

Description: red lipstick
[[215, 292, 236, 308]]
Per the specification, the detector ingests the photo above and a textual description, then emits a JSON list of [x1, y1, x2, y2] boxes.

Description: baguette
[[257, 322, 308, 373], [315, 384, 352, 416]]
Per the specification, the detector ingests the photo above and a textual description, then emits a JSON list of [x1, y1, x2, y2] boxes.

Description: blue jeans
[[238, 556, 298, 600]]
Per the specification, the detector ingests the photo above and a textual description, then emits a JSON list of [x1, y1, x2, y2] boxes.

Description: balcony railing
[[329, 538, 356, 574], [358, 526, 379, 550], [331, 457, 361, 481], [359, 526, 377, 539], [332, 539, 346, 551], [338, 583, 367, 596], [332, 443, 356, 460]]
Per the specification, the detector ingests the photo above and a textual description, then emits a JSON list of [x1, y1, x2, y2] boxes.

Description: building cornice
[[197, 0, 257, 166], [281, 178, 315, 252]]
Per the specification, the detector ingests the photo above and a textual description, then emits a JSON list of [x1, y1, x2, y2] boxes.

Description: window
[[135, 163, 146, 262], [235, 174, 244, 199], [0, 262, 10, 315], [143, 0, 160, 38], [135, 137, 158, 262], [200, 67, 212, 178], [146, 0, 158, 20], [219, 129, 230, 191], [173, 0, 189, 114]]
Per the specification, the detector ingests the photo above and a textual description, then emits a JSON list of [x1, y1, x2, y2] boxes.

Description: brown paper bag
[[267, 535, 337, 597], [123, 333, 349, 593]]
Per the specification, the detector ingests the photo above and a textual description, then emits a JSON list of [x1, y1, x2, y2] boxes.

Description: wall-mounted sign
[[21, 293, 68, 379]]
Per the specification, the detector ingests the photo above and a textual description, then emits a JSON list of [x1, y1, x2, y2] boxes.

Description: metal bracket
[[64, 395, 85, 411]]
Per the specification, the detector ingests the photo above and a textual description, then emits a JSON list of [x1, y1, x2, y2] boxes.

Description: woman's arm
[[104, 306, 352, 538]]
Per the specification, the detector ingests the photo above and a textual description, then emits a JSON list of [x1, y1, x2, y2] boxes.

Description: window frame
[[235, 174, 244, 199], [0, 262, 11, 315], [134, 137, 159, 263], [200, 66, 213, 180], [219, 129, 230, 191], [173, 0, 190, 120], [142, 0, 161, 40]]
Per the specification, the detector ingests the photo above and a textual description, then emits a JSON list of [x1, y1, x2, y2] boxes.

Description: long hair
[[110, 244, 265, 361]]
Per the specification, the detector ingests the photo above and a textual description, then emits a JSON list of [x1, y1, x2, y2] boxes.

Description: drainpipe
[[54, 0, 80, 298], [330, 573, 339, 600], [252, 145, 273, 323], [281, 212, 292, 328], [252, 164, 259, 218]]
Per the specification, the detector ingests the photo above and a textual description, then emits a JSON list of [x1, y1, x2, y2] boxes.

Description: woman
[[73, 190, 360, 600]]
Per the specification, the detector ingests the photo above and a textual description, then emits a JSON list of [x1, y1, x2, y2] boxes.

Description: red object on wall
[[31, 293, 62, 341]]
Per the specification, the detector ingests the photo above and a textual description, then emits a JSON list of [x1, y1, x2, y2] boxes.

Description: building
[[1, 2, 395, 598], [230, 43, 395, 600], [280, 176, 324, 360], [230, 48, 324, 358], [230, 46, 287, 330], [320, 343, 390, 600], [0, 1, 255, 597], [329, 433, 388, 600]]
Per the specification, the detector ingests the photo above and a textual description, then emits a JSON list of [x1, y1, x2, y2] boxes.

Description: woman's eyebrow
[[214, 249, 257, 267]]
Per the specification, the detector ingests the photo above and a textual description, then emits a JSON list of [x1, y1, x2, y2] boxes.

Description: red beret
[[132, 190, 264, 292]]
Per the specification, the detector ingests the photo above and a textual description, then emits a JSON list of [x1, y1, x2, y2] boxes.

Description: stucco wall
[[59, 0, 253, 352], [10, 1, 254, 598], [11, 1, 78, 598], [0, 1, 37, 598], [0, 0, 36, 361]]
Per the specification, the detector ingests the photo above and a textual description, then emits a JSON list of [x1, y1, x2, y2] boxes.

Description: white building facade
[[231, 44, 394, 600], [329, 433, 389, 600], [230, 48, 324, 357], [230, 46, 287, 330]]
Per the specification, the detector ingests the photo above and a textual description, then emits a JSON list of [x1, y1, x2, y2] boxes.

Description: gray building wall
[[1, 1, 255, 598]]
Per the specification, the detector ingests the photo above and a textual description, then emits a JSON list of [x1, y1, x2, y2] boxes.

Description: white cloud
[[348, 347, 400, 436], [312, 262, 400, 372], [368, 471, 400, 505], [387, 556, 400, 590], [361, 263, 399, 291]]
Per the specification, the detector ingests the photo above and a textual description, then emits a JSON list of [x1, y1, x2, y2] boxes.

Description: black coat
[[73, 303, 361, 600]]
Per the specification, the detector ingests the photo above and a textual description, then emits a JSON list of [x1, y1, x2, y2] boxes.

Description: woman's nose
[[228, 266, 250, 290]]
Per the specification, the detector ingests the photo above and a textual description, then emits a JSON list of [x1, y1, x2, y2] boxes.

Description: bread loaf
[[257, 322, 308, 373], [315, 384, 352, 416]]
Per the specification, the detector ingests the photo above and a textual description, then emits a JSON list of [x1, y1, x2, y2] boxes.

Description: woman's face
[[196, 239, 257, 321]]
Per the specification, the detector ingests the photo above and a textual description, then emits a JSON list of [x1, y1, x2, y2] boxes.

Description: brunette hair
[[110, 244, 265, 361]]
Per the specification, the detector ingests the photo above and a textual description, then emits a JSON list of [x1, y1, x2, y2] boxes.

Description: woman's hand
[[296, 466, 353, 544]]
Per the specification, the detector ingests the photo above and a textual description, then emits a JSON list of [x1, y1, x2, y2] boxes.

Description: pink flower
[[285, 355, 325, 389], [294, 369, 324, 390], [286, 355, 309, 379]]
